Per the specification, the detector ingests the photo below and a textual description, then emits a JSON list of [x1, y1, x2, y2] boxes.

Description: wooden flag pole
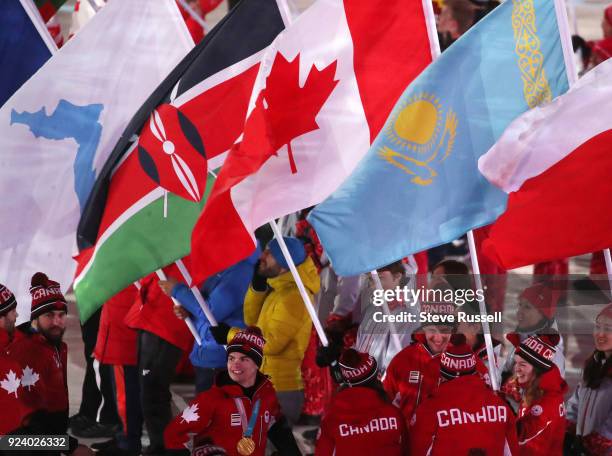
[[155, 269, 202, 345]]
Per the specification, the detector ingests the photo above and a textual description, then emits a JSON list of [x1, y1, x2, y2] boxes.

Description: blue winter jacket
[[171, 250, 258, 368]]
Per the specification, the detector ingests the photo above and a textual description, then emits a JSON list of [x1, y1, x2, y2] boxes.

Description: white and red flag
[[478, 59, 612, 269], [190, 0, 434, 282]]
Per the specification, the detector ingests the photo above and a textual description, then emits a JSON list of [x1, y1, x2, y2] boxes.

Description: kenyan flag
[[74, 0, 285, 321], [35, 0, 67, 22]]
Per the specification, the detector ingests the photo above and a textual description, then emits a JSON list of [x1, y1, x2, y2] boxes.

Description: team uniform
[[383, 333, 441, 423], [317, 349, 407, 455]]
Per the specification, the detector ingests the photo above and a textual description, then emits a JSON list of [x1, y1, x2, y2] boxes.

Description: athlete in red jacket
[[164, 327, 300, 455], [316, 349, 407, 455], [383, 326, 451, 424], [410, 334, 518, 455], [0, 283, 30, 435], [7, 273, 89, 454], [507, 333, 568, 455]]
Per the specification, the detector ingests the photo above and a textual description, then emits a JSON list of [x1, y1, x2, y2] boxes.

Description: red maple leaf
[[239, 52, 339, 174]]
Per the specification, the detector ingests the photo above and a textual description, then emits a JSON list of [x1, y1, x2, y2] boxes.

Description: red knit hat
[[29, 272, 67, 320], [226, 326, 265, 367], [440, 334, 478, 380], [597, 303, 612, 321], [605, 5, 612, 27], [508, 333, 560, 371], [520, 282, 560, 320], [338, 349, 378, 386], [0, 283, 17, 316]]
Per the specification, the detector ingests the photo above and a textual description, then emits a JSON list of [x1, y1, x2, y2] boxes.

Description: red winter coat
[[315, 386, 408, 455], [0, 328, 30, 434], [517, 366, 568, 456], [164, 371, 282, 456], [383, 335, 441, 424], [125, 264, 193, 352], [409, 374, 519, 455], [7, 328, 69, 415], [94, 286, 139, 366]]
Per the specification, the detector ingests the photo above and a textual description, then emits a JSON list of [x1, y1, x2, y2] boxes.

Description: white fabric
[[0, 0, 193, 321], [230, 0, 371, 241], [478, 58, 612, 193]]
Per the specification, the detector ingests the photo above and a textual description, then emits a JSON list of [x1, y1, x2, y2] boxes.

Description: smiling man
[[164, 327, 301, 456]]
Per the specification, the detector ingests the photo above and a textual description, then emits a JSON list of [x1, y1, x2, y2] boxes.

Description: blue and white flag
[[309, 0, 570, 276], [0, 0, 55, 107], [0, 0, 193, 318]]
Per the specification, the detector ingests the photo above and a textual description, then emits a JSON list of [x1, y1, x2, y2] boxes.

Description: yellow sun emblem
[[379, 92, 457, 186]]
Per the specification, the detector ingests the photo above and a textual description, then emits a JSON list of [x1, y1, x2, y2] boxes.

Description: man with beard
[[7, 273, 92, 455]]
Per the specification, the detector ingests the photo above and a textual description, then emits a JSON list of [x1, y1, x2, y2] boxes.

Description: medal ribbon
[[234, 398, 261, 438]]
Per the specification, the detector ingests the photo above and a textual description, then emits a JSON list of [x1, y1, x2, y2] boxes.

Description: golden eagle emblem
[[379, 92, 457, 186]]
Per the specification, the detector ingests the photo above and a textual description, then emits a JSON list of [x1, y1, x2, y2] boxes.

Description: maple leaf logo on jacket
[[180, 403, 199, 423], [235, 52, 339, 176], [21, 366, 39, 391], [138, 104, 207, 202], [1, 370, 21, 398]]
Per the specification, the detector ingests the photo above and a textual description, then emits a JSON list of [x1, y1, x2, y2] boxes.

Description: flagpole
[[155, 269, 202, 345], [19, 0, 58, 55], [370, 270, 403, 354], [424, 0, 501, 387], [467, 231, 500, 390], [269, 220, 329, 347], [174, 258, 219, 326], [175, 0, 210, 33], [553, 0, 612, 287]]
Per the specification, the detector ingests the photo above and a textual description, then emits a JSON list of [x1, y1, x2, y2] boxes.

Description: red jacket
[[125, 264, 193, 352], [0, 328, 30, 434], [382, 335, 441, 424], [316, 386, 408, 455], [517, 367, 568, 456], [164, 371, 282, 455], [7, 328, 68, 415], [94, 286, 139, 365], [409, 374, 519, 455]]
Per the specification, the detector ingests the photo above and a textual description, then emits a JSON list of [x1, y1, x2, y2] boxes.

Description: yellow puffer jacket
[[239, 257, 320, 392]]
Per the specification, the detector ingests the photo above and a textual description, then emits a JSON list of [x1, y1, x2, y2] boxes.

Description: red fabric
[[516, 367, 568, 456], [190, 0, 433, 283], [164, 372, 281, 455], [295, 216, 324, 272], [301, 328, 333, 416], [94, 286, 139, 365], [7, 332, 68, 414], [316, 387, 408, 455], [473, 225, 507, 313], [483, 129, 612, 269], [409, 375, 518, 455], [114, 365, 127, 432], [0, 328, 30, 434], [124, 264, 193, 352], [382, 340, 440, 424]]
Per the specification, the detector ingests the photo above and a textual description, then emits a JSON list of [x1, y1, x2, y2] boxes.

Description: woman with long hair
[[505, 333, 568, 455], [565, 303, 612, 455]]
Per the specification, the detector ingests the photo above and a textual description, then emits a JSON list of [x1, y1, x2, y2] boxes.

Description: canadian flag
[[190, 0, 434, 281], [478, 59, 612, 269]]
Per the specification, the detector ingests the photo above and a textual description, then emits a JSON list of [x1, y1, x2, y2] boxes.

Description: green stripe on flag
[[75, 175, 215, 321]]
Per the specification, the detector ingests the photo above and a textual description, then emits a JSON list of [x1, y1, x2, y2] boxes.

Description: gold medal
[[237, 436, 256, 456]]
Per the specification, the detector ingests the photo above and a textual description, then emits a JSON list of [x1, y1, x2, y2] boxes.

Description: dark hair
[[445, 0, 479, 35], [583, 350, 612, 389], [377, 260, 405, 277], [433, 259, 469, 275]]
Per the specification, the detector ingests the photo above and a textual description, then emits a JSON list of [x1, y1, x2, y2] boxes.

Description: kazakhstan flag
[[309, 0, 569, 276]]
